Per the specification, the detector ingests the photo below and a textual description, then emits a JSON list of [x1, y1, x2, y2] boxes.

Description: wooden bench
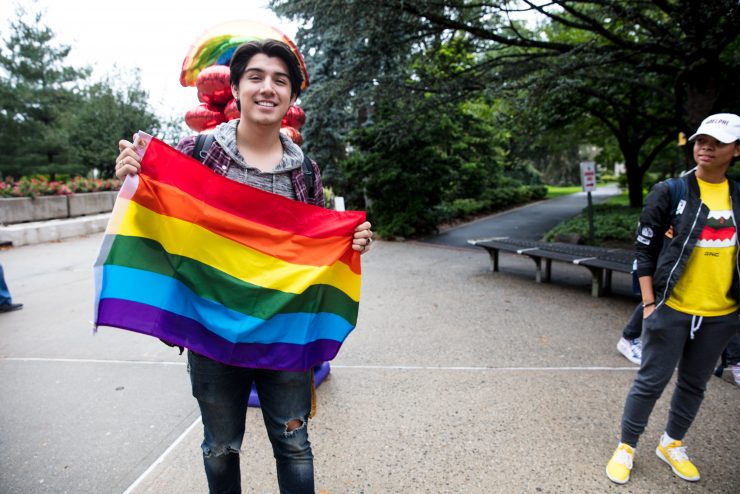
[[468, 237, 634, 297]]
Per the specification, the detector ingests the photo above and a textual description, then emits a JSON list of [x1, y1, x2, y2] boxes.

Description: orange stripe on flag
[[131, 177, 360, 272]]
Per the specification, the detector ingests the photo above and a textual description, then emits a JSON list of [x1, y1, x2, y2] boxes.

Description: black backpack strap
[[666, 177, 687, 218], [191, 133, 215, 162], [302, 154, 315, 199]]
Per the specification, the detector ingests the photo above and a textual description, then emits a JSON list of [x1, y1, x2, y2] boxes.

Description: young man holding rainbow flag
[[112, 39, 373, 493]]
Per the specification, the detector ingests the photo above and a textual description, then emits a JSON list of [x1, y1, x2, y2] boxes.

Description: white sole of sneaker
[[655, 447, 700, 481], [617, 342, 641, 365]]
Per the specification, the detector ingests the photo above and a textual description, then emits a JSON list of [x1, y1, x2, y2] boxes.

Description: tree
[[0, 7, 167, 179], [343, 37, 516, 235], [0, 6, 89, 177], [273, 0, 740, 206], [69, 69, 161, 178]]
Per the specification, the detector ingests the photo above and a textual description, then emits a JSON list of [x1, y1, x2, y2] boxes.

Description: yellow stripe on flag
[[117, 202, 361, 301]]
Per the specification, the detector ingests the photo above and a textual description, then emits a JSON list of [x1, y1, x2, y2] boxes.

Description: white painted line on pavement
[[2, 358, 638, 371], [1, 357, 185, 366], [332, 364, 638, 371], [122, 415, 202, 494]]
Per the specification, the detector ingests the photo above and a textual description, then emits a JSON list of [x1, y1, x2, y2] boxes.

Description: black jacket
[[634, 172, 740, 309]]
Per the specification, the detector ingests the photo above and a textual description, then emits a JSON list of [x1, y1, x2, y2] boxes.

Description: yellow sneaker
[[606, 443, 634, 484], [656, 440, 700, 481]]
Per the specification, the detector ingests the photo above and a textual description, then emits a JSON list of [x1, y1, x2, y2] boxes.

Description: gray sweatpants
[[620, 304, 739, 447]]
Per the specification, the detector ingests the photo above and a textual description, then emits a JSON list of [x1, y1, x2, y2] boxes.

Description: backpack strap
[[302, 154, 315, 199], [191, 133, 215, 162], [666, 176, 687, 217]]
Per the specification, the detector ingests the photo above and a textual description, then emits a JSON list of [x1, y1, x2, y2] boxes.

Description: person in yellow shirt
[[606, 113, 740, 484]]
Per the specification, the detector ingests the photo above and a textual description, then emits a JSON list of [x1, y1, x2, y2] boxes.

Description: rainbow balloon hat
[[180, 19, 309, 89]]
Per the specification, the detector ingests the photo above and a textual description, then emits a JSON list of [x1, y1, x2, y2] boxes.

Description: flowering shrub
[[0, 176, 121, 198]]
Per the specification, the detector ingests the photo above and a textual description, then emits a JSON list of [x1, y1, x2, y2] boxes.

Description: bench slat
[[470, 237, 633, 297]]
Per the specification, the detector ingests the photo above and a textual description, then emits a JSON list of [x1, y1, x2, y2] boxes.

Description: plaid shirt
[[176, 134, 324, 207]]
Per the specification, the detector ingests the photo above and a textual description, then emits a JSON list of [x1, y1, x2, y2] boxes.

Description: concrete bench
[[468, 237, 633, 297]]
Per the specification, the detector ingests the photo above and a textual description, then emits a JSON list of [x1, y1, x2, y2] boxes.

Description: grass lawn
[[605, 190, 632, 206], [546, 183, 635, 202], [545, 185, 582, 198]]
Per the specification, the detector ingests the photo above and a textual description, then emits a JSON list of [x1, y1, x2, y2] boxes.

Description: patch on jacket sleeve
[[640, 226, 654, 238], [637, 235, 651, 245], [676, 199, 686, 215]]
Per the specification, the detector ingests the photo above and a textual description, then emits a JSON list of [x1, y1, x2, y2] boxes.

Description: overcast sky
[[1, 0, 299, 121]]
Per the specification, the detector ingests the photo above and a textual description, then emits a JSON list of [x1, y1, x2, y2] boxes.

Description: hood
[[212, 119, 304, 173]]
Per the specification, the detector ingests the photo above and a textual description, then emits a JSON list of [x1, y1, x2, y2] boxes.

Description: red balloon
[[280, 126, 303, 146], [185, 103, 226, 132], [281, 105, 306, 130], [224, 98, 240, 121], [196, 65, 232, 105]]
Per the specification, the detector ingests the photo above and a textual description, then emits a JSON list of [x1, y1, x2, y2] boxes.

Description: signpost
[[580, 161, 597, 243]]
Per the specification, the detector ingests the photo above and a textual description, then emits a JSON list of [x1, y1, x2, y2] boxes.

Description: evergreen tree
[[0, 6, 89, 177], [0, 7, 166, 179]]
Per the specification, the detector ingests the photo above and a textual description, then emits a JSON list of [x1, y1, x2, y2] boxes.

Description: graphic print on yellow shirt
[[667, 178, 737, 316]]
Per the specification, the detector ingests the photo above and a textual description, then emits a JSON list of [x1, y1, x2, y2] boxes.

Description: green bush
[[726, 165, 740, 182], [543, 204, 640, 246], [528, 184, 548, 200], [449, 198, 489, 217], [435, 185, 548, 225]]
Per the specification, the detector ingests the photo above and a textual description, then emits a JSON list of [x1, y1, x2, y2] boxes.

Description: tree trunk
[[621, 142, 644, 208], [626, 164, 644, 209], [675, 57, 733, 134]]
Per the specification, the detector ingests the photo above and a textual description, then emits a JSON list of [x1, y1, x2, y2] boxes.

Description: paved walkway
[[1, 188, 737, 493], [423, 183, 621, 248]]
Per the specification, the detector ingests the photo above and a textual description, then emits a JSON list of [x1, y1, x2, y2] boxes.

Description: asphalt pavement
[[1, 186, 738, 493], [423, 184, 621, 248]]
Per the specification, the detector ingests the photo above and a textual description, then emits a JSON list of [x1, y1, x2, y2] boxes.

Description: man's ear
[[231, 84, 239, 100], [290, 94, 297, 107]]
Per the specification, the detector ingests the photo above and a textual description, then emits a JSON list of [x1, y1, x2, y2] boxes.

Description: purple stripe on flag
[[96, 298, 342, 371]]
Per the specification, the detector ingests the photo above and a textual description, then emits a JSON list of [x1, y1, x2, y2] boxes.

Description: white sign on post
[[580, 161, 597, 192]]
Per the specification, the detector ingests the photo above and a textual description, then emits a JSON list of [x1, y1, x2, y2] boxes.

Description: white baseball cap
[[688, 113, 740, 144]]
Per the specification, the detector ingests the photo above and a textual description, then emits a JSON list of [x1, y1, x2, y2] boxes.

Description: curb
[[0, 213, 110, 247]]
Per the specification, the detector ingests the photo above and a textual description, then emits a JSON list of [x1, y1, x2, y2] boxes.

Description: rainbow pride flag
[[93, 134, 365, 371]]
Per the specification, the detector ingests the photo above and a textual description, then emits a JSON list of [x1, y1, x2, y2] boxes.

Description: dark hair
[[230, 39, 303, 98]]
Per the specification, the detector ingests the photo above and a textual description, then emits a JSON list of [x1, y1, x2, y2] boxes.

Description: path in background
[[423, 183, 621, 248]]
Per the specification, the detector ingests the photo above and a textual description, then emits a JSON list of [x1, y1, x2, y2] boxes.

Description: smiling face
[[232, 53, 296, 128], [693, 135, 740, 173]]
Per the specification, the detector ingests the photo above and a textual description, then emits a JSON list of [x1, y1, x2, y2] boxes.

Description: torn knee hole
[[286, 419, 304, 432], [202, 444, 240, 458]]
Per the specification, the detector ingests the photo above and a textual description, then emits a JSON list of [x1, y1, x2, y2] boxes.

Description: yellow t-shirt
[[667, 178, 737, 316]]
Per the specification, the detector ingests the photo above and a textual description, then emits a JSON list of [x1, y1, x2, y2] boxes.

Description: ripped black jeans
[[188, 351, 314, 494]]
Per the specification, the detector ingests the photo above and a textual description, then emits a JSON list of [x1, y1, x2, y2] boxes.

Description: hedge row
[[437, 184, 548, 223], [543, 203, 640, 246]]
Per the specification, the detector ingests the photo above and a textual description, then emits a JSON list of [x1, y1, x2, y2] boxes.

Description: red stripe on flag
[[139, 137, 365, 239]]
